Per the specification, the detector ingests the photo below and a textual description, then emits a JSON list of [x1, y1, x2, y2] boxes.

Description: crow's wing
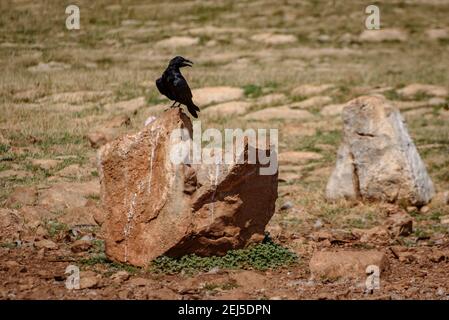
[[172, 74, 193, 105], [156, 77, 175, 101]]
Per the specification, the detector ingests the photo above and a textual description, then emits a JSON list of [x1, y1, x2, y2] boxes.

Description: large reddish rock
[[98, 109, 278, 266]]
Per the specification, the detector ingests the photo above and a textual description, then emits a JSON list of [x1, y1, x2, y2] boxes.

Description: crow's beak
[[182, 59, 193, 67]]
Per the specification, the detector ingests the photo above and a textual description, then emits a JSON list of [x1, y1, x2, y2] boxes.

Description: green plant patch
[[0, 242, 18, 249], [243, 84, 263, 98], [46, 220, 68, 239], [149, 238, 298, 274]]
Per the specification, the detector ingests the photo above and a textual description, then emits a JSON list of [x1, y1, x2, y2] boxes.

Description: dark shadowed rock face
[[98, 108, 278, 267], [326, 96, 434, 206]]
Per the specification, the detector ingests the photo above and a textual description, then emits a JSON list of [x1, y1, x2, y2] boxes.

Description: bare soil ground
[[1, 0, 449, 300]]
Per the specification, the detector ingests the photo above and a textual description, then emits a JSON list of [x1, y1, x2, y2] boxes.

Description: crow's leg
[[164, 101, 176, 111]]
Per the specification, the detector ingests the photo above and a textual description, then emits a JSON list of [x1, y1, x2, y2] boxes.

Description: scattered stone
[[317, 34, 331, 43], [280, 201, 294, 211], [144, 116, 157, 126], [359, 28, 408, 42], [37, 248, 45, 259], [385, 211, 413, 237], [55, 155, 78, 161], [13, 89, 45, 102], [395, 100, 429, 111], [244, 106, 314, 121], [82, 62, 98, 69], [440, 215, 449, 225], [99, 109, 278, 266], [339, 33, 357, 44], [106, 4, 121, 11], [0, 170, 32, 179], [103, 115, 130, 128], [206, 266, 221, 275], [314, 219, 323, 229], [80, 234, 95, 241], [31, 159, 61, 171], [192, 86, 244, 106], [369, 86, 394, 95], [397, 84, 448, 99], [406, 206, 418, 213], [231, 270, 267, 289], [291, 84, 335, 98], [128, 277, 152, 287], [111, 271, 130, 283], [39, 91, 111, 104], [55, 164, 91, 179], [326, 96, 435, 206], [0, 133, 9, 146], [203, 101, 252, 117], [58, 205, 100, 228], [291, 96, 333, 109], [5, 261, 20, 269], [250, 33, 296, 45], [70, 239, 92, 253], [117, 289, 132, 299], [309, 250, 388, 280], [87, 130, 115, 149], [436, 287, 446, 297], [103, 97, 146, 114], [430, 250, 447, 263], [19, 205, 54, 229], [38, 180, 100, 211], [5, 186, 38, 208], [155, 36, 199, 48], [256, 94, 286, 106], [278, 171, 302, 183], [420, 206, 430, 214], [320, 103, 346, 116], [390, 247, 418, 264], [425, 28, 449, 41], [187, 26, 247, 36], [0, 209, 24, 242], [79, 271, 100, 289], [34, 239, 58, 250], [428, 97, 447, 106], [93, 206, 107, 226], [278, 151, 322, 165], [121, 19, 140, 26], [309, 229, 354, 244], [35, 225, 48, 237], [28, 61, 70, 72], [353, 226, 390, 243]]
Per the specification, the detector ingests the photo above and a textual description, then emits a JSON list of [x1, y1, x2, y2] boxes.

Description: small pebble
[[280, 201, 294, 211], [436, 287, 446, 296], [420, 206, 430, 214], [314, 219, 323, 229]]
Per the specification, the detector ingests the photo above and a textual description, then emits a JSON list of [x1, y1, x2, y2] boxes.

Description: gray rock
[[326, 96, 434, 206], [280, 201, 294, 211], [314, 219, 323, 229]]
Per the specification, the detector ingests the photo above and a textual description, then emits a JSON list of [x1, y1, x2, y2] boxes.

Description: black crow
[[156, 56, 200, 118]]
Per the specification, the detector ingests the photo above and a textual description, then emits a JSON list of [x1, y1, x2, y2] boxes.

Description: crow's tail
[[187, 102, 200, 118]]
